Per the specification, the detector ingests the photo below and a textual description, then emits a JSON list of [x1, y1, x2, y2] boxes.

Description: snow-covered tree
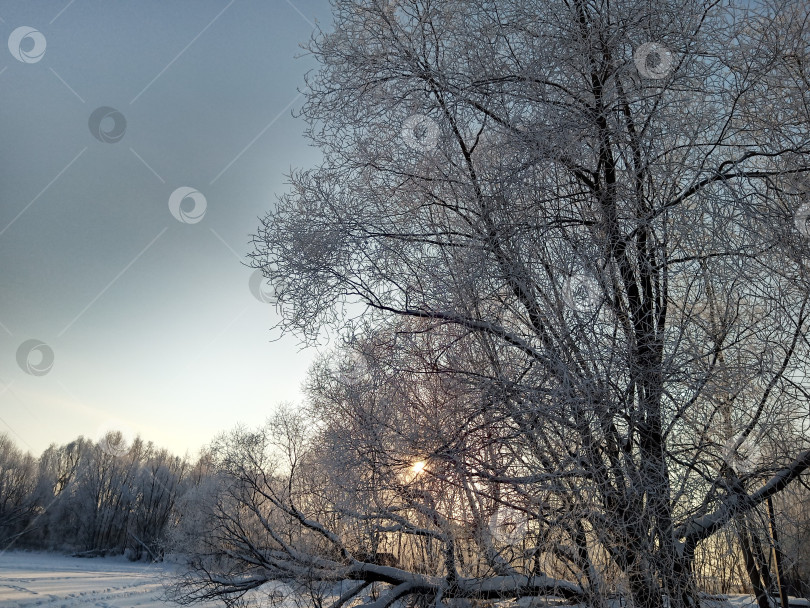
[[177, 0, 810, 606], [0, 434, 37, 546]]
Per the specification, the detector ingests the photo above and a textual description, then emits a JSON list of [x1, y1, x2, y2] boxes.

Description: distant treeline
[[0, 432, 212, 560]]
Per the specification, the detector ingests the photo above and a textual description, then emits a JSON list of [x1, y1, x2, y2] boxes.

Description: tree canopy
[[180, 1, 810, 607]]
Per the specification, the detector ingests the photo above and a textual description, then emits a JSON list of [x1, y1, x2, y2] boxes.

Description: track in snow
[[0, 550, 222, 608]]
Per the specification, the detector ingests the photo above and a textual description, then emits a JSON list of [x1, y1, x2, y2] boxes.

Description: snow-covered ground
[[0, 550, 223, 607], [1, 551, 808, 608]]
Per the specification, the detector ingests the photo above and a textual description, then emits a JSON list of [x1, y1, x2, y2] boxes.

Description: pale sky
[[0, 0, 333, 457]]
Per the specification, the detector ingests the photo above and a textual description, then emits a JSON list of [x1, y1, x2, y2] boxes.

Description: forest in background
[[4, 0, 810, 607], [0, 431, 211, 562], [1, 404, 809, 605]]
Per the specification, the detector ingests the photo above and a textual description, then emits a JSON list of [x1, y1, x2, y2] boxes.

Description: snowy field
[[0, 551, 807, 608], [0, 550, 223, 608]]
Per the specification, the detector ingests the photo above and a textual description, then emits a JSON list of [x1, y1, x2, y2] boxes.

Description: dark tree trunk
[[738, 515, 773, 608]]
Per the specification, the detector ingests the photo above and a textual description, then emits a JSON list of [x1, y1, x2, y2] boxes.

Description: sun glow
[[411, 460, 426, 475]]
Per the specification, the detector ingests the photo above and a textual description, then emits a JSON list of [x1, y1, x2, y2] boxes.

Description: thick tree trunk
[[738, 515, 773, 608], [628, 565, 663, 608], [767, 497, 791, 608]]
